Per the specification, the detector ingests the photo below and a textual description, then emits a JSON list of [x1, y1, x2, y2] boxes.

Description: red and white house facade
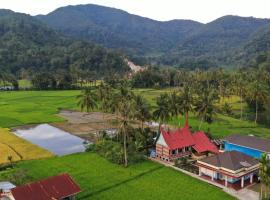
[[156, 125, 218, 162]]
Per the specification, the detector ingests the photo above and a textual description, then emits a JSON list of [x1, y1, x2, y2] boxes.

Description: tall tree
[[259, 154, 270, 199], [232, 71, 247, 120], [153, 93, 171, 132], [169, 91, 183, 127], [195, 87, 219, 129], [179, 85, 194, 126], [134, 95, 151, 129], [247, 81, 269, 124], [114, 84, 135, 167], [77, 88, 98, 113]]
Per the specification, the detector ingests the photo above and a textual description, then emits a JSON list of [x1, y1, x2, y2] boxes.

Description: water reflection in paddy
[[14, 124, 88, 156]]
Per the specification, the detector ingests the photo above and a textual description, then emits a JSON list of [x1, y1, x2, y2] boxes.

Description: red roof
[[192, 131, 219, 154], [11, 173, 81, 200], [161, 125, 195, 149]]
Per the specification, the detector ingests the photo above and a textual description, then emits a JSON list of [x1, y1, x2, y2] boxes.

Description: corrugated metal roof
[[225, 134, 270, 152], [0, 182, 16, 193], [11, 173, 81, 200]]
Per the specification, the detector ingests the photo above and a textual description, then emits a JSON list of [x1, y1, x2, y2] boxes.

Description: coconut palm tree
[[179, 85, 194, 126], [169, 91, 183, 127], [77, 88, 98, 113], [134, 95, 151, 129], [232, 71, 247, 120], [97, 83, 113, 119], [114, 85, 135, 167], [247, 81, 269, 124], [259, 153, 270, 199], [153, 93, 171, 138], [195, 87, 219, 129]]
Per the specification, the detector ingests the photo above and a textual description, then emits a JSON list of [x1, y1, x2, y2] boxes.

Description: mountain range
[[0, 9, 129, 76], [1, 3, 270, 74], [36, 4, 270, 67]]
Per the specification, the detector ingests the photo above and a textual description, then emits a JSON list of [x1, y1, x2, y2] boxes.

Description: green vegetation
[[0, 90, 79, 127], [0, 10, 129, 89], [0, 153, 235, 200], [259, 154, 270, 199], [37, 4, 270, 67], [1, 88, 270, 139], [0, 128, 53, 164]]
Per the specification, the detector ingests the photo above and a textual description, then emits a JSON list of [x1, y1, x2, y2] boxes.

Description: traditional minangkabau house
[[1, 173, 81, 200], [155, 125, 219, 162], [197, 151, 260, 189]]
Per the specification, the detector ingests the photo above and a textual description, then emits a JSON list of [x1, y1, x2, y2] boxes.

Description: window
[[172, 150, 176, 155]]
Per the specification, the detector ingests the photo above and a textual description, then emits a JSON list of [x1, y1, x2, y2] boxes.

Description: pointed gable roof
[[160, 125, 195, 150], [192, 131, 219, 154]]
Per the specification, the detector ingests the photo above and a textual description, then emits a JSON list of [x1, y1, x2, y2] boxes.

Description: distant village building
[[0, 173, 81, 200], [0, 86, 14, 91], [197, 151, 260, 189], [224, 134, 270, 159], [155, 125, 218, 162]]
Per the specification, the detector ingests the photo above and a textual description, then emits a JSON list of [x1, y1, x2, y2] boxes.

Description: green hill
[[36, 4, 270, 67], [0, 9, 129, 76]]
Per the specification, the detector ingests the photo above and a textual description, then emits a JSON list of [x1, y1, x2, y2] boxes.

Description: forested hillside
[[235, 24, 270, 64], [37, 4, 270, 67], [36, 4, 202, 56], [0, 9, 129, 78]]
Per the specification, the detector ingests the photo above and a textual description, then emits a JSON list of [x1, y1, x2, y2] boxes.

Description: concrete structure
[[197, 151, 260, 189]]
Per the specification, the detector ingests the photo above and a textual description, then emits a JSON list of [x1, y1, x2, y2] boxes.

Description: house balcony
[[170, 151, 192, 159]]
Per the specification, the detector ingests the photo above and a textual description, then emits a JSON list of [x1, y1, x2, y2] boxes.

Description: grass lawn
[[0, 128, 53, 164], [0, 89, 270, 138], [0, 153, 235, 200]]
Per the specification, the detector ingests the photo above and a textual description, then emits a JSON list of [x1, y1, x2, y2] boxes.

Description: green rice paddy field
[[0, 153, 235, 200], [0, 89, 266, 200], [0, 89, 270, 138]]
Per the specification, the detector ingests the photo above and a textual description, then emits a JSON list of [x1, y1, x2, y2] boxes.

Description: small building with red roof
[[7, 173, 81, 200], [155, 125, 218, 162]]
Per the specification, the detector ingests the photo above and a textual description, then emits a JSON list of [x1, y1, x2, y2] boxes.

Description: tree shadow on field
[[79, 166, 162, 199]]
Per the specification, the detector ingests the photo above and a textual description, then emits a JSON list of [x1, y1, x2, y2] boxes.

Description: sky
[[1, 0, 270, 23]]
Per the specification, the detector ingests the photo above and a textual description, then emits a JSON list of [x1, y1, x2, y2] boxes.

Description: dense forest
[[37, 4, 270, 67], [0, 9, 129, 89]]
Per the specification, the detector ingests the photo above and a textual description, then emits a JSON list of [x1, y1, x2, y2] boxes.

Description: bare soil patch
[[52, 110, 122, 141]]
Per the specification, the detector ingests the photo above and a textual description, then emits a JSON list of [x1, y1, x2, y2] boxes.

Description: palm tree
[[247, 81, 269, 124], [195, 87, 219, 129], [179, 85, 194, 126], [97, 83, 113, 119], [134, 95, 151, 129], [153, 93, 171, 135], [114, 85, 135, 167], [169, 91, 183, 127], [77, 88, 98, 113], [153, 93, 171, 126], [259, 153, 270, 199], [232, 71, 247, 120]]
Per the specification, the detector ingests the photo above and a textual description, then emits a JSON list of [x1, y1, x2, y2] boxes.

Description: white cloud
[[0, 0, 270, 23]]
